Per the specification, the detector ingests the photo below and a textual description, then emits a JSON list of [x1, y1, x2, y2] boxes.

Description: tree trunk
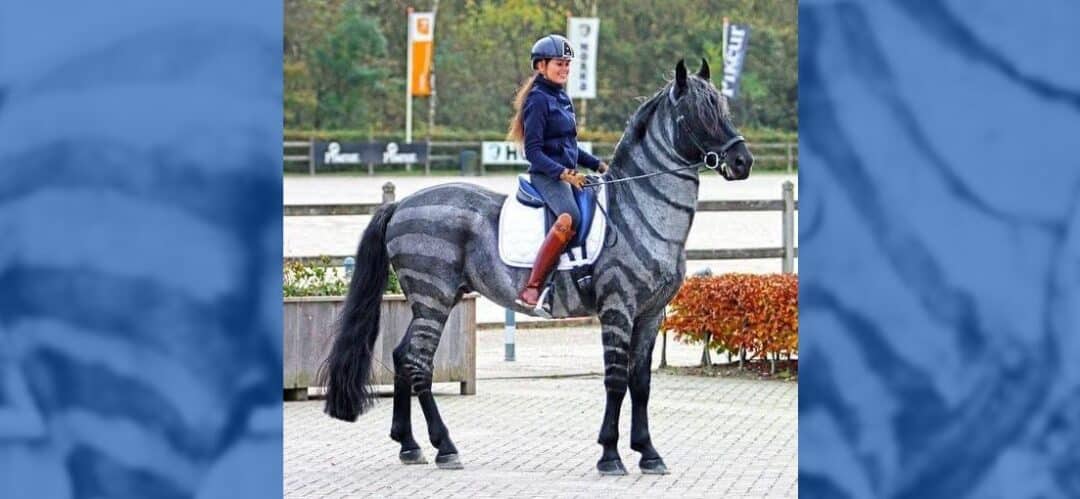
[[659, 329, 668, 368], [700, 331, 712, 367]]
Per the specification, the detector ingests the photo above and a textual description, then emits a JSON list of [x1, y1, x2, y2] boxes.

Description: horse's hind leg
[[402, 302, 463, 469], [391, 326, 426, 464]]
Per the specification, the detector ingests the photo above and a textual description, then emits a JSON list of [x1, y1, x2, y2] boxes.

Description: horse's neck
[[607, 112, 700, 253]]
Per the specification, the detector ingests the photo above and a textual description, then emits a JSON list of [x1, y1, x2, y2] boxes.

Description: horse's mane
[[685, 77, 730, 138], [624, 76, 729, 145], [626, 85, 669, 142]]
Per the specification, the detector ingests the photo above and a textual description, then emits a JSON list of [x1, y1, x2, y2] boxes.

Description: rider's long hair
[[506, 72, 540, 145]]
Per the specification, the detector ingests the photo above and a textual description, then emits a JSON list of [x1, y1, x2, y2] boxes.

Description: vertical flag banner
[[722, 23, 751, 99], [409, 11, 435, 97], [567, 17, 599, 99]]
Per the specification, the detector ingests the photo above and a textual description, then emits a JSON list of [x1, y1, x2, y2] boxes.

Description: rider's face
[[537, 58, 571, 86]]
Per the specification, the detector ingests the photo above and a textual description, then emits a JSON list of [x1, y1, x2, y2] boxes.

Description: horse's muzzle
[[721, 148, 753, 181]]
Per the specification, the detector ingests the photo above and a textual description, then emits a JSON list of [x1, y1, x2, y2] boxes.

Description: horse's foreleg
[[629, 311, 668, 474], [597, 305, 633, 476]]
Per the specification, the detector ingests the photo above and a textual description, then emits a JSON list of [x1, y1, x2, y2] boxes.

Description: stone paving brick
[[286, 327, 796, 497], [286, 373, 796, 497]]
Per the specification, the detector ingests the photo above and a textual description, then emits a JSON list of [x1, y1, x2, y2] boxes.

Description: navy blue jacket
[[522, 75, 601, 180]]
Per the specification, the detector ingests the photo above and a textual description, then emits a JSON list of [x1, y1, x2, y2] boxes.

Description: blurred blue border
[[800, 1, 1080, 497], [0, 2, 282, 497]]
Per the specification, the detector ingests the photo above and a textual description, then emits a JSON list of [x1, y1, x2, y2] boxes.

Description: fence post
[[343, 256, 355, 280], [425, 142, 432, 176], [308, 137, 315, 176], [786, 143, 794, 173], [504, 308, 516, 361], [382, 182, 396, 204], [782, 181, 795, 274]]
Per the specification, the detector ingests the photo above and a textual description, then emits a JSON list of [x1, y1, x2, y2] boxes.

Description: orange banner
[[409, 12, 435, 97]]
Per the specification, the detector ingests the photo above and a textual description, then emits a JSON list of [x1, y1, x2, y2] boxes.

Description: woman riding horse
[[506, 34, 609, 310]]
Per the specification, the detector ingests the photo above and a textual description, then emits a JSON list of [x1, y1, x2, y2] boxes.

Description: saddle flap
[[499, 179, 607, 272]]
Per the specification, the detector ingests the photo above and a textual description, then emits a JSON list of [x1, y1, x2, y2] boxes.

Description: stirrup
[[531, 286, 553, 319]]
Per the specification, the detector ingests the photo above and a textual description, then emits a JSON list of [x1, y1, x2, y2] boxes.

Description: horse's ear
[[675, 59, 688, 93], [697, 58, 710, 81]]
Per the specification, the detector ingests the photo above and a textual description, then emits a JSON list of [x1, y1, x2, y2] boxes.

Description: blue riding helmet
[[530, 34, 575, 68]]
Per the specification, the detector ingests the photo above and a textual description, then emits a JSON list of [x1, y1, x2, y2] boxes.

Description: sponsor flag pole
[[405, 7, 414, 172], [722, 16, 729, 68], [425, 0, 439, 175]]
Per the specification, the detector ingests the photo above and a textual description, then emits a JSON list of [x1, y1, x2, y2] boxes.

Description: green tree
[[309, 5, 389, 129], [284, 0, 798, 136]]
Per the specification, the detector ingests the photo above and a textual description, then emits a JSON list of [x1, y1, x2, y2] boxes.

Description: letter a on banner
[[409, 12, 435, 97]]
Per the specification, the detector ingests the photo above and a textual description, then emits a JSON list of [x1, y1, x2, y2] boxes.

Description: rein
[[581, 164, 708, 249], [576, 85, 746, 248], [580, 162, 706, 189]]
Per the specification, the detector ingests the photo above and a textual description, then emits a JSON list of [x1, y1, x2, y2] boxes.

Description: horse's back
[[384, 182, 505, 264]]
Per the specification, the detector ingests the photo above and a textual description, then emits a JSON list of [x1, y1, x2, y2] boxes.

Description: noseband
[[668, 86, 745, 175]]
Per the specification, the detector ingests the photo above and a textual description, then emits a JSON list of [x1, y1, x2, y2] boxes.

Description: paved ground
[[284, 327, 798, 498]]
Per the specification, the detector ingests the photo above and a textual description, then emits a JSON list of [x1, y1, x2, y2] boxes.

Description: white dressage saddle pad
[[498, 182, 607, 270]]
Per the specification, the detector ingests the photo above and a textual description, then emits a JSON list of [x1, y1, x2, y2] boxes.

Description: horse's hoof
[[597, 458, 628, 476], [399, 448, 428, 465], [639, 457, 669, 475], [435, 453, 464, 470]]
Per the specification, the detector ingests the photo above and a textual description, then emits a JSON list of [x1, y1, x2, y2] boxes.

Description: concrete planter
[[284, 293, 477, 398]]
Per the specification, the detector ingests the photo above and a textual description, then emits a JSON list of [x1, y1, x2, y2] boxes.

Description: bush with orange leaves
[[663, 273, 798, 367]]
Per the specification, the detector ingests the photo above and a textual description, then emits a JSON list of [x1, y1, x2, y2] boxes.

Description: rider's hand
[[597, 162, 609, 174], [560, 169, 588, 190]]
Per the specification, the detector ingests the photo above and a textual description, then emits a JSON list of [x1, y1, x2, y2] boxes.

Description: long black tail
[[320, 202, 398, 421]]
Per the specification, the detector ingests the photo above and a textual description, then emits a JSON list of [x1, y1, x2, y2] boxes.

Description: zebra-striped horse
[[321, 59, 753, 475]]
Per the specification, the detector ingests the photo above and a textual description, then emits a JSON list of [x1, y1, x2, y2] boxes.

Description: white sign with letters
[[382, 142, 418, 164], [566, 17, 599, 99], [324, 142, 360, 164], [482, 141, 592, 165]]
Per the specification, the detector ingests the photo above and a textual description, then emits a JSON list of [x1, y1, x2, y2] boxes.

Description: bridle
[[580, 85, 747, 248], [582, 85, 746, 190], [668, 86, 745, 177]]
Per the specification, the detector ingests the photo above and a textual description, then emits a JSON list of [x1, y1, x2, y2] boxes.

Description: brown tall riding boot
[[516, 213, 576, 308]]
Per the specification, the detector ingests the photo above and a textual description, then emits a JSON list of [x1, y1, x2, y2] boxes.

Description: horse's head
[[668, 58, 753, 180]]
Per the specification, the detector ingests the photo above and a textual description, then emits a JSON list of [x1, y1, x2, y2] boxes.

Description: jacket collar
[[533, 74, 564, 95]]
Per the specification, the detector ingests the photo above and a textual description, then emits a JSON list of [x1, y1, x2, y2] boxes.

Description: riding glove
[[560, 169, 588, 190]]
